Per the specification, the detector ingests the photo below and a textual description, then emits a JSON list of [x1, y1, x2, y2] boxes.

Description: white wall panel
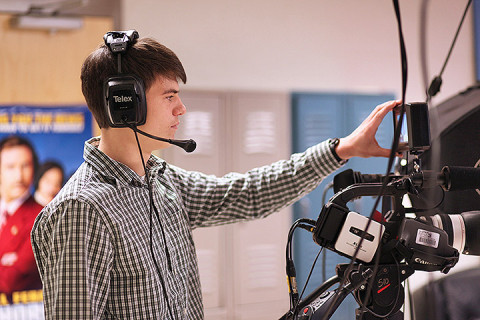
[[162, 91, 229, 318], [162, 90, 291, 320], [228, 93, 290, 318]]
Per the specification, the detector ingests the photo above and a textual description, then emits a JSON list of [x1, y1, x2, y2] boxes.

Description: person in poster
[[0, 135, 43, 300], [34, 161, 65, 207]]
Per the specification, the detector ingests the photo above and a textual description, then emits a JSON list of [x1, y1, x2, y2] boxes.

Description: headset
[[102, 30, 196, 152]]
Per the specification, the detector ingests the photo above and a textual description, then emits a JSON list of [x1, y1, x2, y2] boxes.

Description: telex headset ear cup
[[103, 30, 147, 128], [103, 75, 147, 127]]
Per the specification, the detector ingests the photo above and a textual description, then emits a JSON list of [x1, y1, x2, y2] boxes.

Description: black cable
[[153, 204, 172, 271], [321, 1, 408, 318], [286, 218, 316, 309], [420, 0, 431, 98], [132, 126, 176, 320], [358, 1, 408, 314], [287, 219, 316, 269], [426, 0, 473, 100], [437, 0, 472, 77], [293, 247, 324, 316]]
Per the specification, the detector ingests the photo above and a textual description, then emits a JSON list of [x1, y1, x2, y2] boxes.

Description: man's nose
[[174, 99, 186, 116]]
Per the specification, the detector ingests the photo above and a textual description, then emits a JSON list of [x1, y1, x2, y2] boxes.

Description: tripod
[[280, 262, 414, 320]]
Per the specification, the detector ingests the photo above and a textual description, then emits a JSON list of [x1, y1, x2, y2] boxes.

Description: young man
[[0, 136, 43, 300], [31, 35, 401, 319]]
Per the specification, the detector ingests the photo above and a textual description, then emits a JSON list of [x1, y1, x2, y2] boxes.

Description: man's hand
[[336, 100, 402, 160]]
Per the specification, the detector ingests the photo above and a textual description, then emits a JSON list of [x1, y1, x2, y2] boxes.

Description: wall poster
[[0, 105, 92, 320]]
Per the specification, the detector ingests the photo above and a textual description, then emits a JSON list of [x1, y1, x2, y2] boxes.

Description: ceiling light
[[9, 14, 83, 31]]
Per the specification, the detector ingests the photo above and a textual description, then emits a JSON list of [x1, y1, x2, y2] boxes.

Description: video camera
[[282, 102, 480, 320], [319, 166, 480, 268]]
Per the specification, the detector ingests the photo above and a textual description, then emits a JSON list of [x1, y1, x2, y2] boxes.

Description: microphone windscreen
[[185, 139, 196, 153], [442, 166, 480, 191]]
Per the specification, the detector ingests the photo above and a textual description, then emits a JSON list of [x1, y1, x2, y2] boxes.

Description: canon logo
[[113, 95, 133, 103], [414, 257, 434, 265]]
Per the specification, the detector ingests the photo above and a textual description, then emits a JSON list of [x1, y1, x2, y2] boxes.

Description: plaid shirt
[[31, 137, 341, 320]]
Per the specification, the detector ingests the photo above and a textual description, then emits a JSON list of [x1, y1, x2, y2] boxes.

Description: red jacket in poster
[[0, 196, 43, 298]]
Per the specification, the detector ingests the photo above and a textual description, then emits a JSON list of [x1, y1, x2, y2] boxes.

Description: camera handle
[[325, 182, 408, 220], [313, 182, 409, 251]]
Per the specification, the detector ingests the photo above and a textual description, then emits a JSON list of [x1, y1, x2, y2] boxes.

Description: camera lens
[[420, 211, 480, 255], [460, 211, 480, 255]]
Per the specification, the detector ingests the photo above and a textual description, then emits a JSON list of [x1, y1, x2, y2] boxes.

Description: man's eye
[[167, 96, 174, 101]]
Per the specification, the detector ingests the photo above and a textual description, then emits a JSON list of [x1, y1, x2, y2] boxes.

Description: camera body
[[312, 174, 461, 273], [313, 204, 385, 263]]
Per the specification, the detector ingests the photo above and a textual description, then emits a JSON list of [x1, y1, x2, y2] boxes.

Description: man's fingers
[[375, 147, 393, 158], [372, 100, 402, 122], [361, 100, 401, 130]]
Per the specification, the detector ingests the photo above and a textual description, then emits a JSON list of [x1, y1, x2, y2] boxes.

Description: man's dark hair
[[81, 37, 187, 128], [0, 135, 39, 174]]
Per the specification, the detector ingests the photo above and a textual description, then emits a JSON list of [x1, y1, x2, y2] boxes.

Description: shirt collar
[[83, 137, 167, 186]]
